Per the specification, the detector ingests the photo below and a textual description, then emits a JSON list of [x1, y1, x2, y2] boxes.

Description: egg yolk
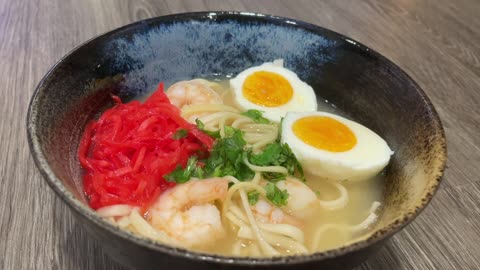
[[242, 71, 293, 107], [292, 116, 357, 152]]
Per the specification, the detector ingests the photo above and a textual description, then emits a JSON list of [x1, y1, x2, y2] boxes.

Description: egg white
[[230, 61, 317, 122], [281, 111, 394, 181]]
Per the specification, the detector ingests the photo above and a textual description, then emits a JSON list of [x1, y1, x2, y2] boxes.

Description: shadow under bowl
[[27, 11, 446, 270]]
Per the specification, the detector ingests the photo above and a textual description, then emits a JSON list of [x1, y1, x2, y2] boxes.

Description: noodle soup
[[200, 172, 383, 256], [80, 61, 392, 257]]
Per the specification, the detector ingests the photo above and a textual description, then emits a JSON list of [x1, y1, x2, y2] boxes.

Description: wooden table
[[1, 0, 479, 269]]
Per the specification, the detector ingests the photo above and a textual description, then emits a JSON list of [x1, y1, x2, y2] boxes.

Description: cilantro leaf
[[281, 143, 305, 180], [193, 165, 205, 179], [265, 183, 289, 207], [204, 127, 254, 181], [248, 142, 304, 181], [249, 143, 283, 166], [172, 128, 188, 139], [241, 109, 270, 124], [195, 118, 205, 129], [276, 117, 284, 142], [195, 119, 221, 139], [164, 156, 199, 183], [261, 172, 286, 182], [247, 191, 260, 205], [168, 124, 306, 185]]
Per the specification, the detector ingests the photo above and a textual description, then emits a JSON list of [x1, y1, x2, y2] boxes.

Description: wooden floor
[[1, 0, 479, 269]]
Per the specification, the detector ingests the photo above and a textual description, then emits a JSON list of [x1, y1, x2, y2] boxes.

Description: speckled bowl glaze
[[27, 12, 446, 270]]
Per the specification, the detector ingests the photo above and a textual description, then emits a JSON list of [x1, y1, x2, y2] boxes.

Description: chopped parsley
[[164, 156, 201, 183], [165, 126, 254, 182], [195, 119, 221, 139], [165, 118, 304, 194], [265, 183, 289, 207], [172, 128, 188, 139], [261, 172, 286, 182], [247, 191, 260, 205], [241, 109, 270, 124], [203, 127, 254, 181], [248, 142, 305, 181], [277, 117, 284, 142]]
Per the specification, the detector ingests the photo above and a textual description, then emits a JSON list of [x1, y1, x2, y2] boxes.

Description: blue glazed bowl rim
[[27, 11, 446, 266]]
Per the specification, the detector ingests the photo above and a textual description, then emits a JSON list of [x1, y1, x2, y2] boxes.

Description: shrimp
[[149, 177, 229, 248], [166, 79, 223, 109], [276, 177, 349, 217], [251, 198, 303, 228], [276, 177, 318, 215]]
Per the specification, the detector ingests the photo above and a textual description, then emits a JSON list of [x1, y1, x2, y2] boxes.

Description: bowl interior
[[28, 12, 446, 263]]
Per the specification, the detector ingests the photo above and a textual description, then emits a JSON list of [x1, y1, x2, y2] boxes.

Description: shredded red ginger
[[78, 83, 214, 210]]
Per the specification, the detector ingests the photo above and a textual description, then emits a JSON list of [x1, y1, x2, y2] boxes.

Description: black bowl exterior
[[27, 12, 446, 270], [73, 207, 384, 269]]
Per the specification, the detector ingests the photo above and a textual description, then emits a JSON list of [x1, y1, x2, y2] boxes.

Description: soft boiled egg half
[[282, 112, 393, 181], [230, 61, 317, 122]]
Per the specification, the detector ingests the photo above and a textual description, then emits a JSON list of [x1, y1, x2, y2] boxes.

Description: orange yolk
[[242, 71, 293, 107], [292, 116, 357, 152]]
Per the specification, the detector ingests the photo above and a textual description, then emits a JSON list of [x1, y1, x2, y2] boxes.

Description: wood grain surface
[[1, 0, 479, 269]]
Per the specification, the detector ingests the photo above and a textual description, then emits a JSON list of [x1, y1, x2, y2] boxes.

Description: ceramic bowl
[[27, 11, 446, 269]]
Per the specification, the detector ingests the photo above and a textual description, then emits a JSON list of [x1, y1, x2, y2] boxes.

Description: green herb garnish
[[265, 183, 289, 207], [164, 156, 200, 183], [261, 172, 286, 182], [203, 127, 254, 181], [247, 191, 260, 205], [248, 142, 304, 181], [166, 120, 304, 185], [241, 109, 270, 124], [195, 119, 221, 138], [172, 128, 188, 139], [276, 117, 284, 142]]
